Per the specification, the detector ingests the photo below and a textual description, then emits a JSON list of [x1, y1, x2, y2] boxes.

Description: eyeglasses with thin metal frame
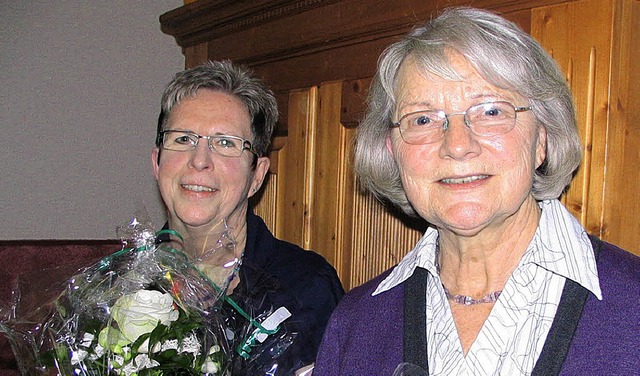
[[159, 130, 256, 157], [390, 101, 532, 145]]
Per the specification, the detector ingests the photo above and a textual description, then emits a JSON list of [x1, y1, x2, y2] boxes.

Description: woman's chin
[[172, 212, 223, 230], [441, 222, 490, 237], [430, 205, 494, 236]]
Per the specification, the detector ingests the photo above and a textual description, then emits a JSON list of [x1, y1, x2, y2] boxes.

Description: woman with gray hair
[[314, 7, 639, 375], [152, 60, 344, 374]]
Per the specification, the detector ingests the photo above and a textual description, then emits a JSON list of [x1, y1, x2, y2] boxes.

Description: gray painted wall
[[1, 1, 184, 239]]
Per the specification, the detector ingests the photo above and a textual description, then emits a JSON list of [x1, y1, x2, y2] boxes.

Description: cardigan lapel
[[531, 235, 602, 375], [403, 267, 429, 372]]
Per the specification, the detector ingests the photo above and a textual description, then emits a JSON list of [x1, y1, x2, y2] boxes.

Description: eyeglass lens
[[162, 131, 250, 157], [396, 101, 524, 144]]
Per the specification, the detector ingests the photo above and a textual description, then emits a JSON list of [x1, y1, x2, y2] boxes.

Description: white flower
[[70, 349, 89, 365], [134, 354, 160, 370], [137, 337, 163, 353], [121, 361, 139, 376], [180, 332, 201, 355], [79, 332, 94, 347], [116, 352, 161, 376], [111, 354, 125, 368], [92, 343, 105, 357], [201, 357, 220, 374], [162, 338, 179, 351], [110, 290, 179, 343]]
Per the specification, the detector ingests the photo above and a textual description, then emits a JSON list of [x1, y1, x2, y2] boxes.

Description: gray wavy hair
[[156, 60, 278, 158], [355, 7, 581, 216]]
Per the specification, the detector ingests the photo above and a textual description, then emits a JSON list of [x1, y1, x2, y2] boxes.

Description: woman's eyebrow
[[396, 101, 436, 112]]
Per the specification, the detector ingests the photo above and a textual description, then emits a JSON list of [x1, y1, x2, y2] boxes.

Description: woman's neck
[[167, 211, 248, 261], [437, 199, 541, 296]]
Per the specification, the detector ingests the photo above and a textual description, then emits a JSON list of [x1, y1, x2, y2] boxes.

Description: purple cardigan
[[314, 237, 640, 375]]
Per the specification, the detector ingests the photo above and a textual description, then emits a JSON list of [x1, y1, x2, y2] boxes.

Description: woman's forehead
[[395, 55, 514, 106]]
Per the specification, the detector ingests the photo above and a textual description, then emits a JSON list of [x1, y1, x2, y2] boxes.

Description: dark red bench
[[0, 240, 119, 375]]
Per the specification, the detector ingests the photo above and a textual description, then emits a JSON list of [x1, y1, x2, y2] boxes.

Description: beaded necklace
[[443, 286, 502, 305]]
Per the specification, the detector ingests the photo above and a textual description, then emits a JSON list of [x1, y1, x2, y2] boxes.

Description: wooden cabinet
[[160, 0, 640, 290]]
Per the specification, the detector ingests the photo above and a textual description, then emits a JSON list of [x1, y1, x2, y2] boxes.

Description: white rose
[[110, 290, 179, 343]]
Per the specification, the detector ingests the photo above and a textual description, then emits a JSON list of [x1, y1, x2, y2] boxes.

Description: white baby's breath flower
[[134, 354, 160, 370], [180, 332, 201, 355], [201, 357, 220, 374], [80, 333, 94, 347], [93, 343, 105, 357], [70, 349, 89, 365], [162, 338, 179, 351]]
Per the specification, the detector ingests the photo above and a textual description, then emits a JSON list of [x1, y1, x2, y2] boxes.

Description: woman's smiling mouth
[[440, 175, 489, 184], [181, 184, 215, 192]]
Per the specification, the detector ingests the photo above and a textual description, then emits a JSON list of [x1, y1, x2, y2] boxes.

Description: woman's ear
[[535, 126, 547, 169], [152, 147, 161, 180], [386, 134, 396, 158], [248, 156, 270, 198]]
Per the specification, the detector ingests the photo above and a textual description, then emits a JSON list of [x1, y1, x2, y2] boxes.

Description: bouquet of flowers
[[1, 213, 299, 375], [0, 215, 240, 375]]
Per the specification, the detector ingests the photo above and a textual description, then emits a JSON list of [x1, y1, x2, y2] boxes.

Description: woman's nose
[[438, 115, 481, 160], [188, 140, 214, 170]]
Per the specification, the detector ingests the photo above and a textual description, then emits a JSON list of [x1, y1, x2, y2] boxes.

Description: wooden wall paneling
[[348, 190, 424, 290], [275, 87, 319, 248], [247, 37, 391, 94], [599, 0, 640, 254], [159, 0, 640, 272], [252, 174, 277, 233], [309, 81, 351, 268], [531, 0, 613, 236], [335, 78, 371, 288]]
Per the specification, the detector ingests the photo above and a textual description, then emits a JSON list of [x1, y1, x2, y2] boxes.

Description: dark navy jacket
[[227, 209, 344, 374], [160, 209, 344, 375]]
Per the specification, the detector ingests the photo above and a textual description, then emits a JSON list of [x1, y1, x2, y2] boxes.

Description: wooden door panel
[[348, 189, 424, 290]]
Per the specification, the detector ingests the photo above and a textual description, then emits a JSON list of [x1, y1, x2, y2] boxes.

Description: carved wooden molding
[[160, 0, 573, 67], [160, 0, 342, 48]]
